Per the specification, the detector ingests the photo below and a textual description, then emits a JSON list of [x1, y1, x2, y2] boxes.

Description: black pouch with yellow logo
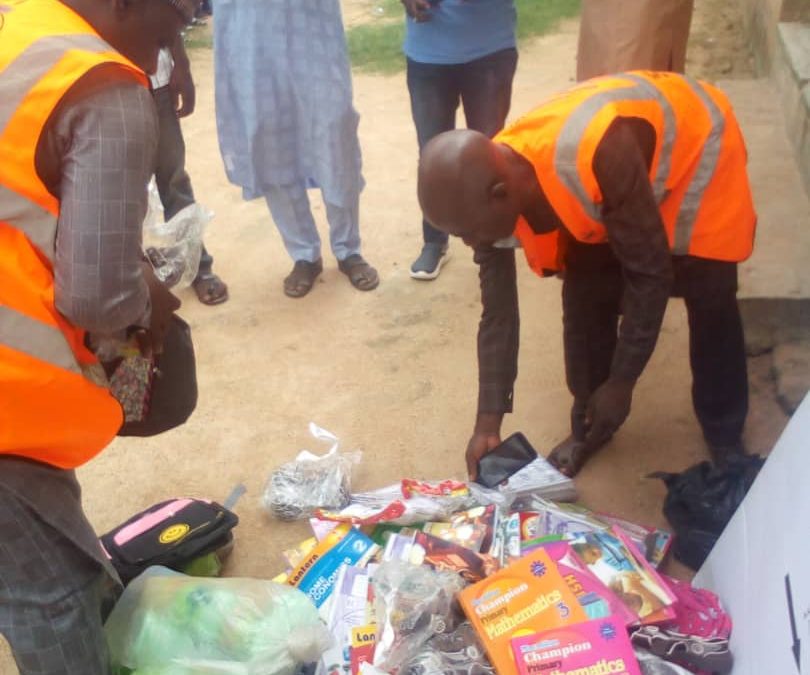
[[100, 498, 238, 584]]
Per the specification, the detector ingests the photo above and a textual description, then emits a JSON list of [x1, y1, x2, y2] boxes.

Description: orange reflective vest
[[495, 71, 757, 275], [0, 0, 148, 468]]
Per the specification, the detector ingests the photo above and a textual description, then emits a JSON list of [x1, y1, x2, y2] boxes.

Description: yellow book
[[458, 549, 588, 675]]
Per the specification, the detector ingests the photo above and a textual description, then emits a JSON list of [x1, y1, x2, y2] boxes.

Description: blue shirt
[[404, 0, 517, 65]]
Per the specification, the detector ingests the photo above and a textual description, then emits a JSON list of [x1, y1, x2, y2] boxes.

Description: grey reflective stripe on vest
[[0, 184, 57, 262], [494, 235, 521, 249], [671, 76, 725, 254], [0, 33, 113, 261], [0, 305, 81, 374], [0, 32, 112, 135], [554, 76, 677, 219], [620, 73, 677, 203]]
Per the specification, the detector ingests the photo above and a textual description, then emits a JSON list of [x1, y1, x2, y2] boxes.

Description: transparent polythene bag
[[262, 423, 361, 521], [372, 561, 465, 674], [105, 567, 332, 675], [143, 181, 210, 289]]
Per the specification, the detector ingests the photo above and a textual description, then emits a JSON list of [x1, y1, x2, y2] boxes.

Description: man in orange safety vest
[[418, 71, 755, 481], [0, 0, 194, 671]]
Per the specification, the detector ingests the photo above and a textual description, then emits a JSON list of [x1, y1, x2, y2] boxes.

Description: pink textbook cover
[[532, 540, 638, 628], [511, 618, 642, 675]]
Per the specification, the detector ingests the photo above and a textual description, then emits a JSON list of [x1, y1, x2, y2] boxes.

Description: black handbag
[[117, 315, 197, 437]]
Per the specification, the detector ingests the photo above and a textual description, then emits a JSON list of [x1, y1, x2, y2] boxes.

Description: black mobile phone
[[475, 432, 538, 489]]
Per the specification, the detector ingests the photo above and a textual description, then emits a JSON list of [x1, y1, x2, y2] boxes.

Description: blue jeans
[[407, 48, 518, 245]]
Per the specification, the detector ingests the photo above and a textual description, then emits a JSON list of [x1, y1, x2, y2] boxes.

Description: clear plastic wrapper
[[105, 567, 332, 675], [317, 481, 480, 527], [400, 622, 495, 675], [371, 562, 465, 673], [469, 455, 577, 507], [262, 423, 361, 521], [143, 181, 211, 289]]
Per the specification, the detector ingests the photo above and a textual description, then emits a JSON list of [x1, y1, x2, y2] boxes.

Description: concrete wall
[[742, 0, 810, 196], [741, 0, 787, 73], [771, 22, 810, 196]]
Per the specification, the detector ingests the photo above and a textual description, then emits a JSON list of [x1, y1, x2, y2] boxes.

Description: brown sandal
[[284, 259, 323, 298], [338, 254, 379, 291], [192, 272, 229, 305]]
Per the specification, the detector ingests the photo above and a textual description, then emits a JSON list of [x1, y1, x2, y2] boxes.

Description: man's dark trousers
[[152, 85, 213, 277], [561, 240, 748, 449], [407, 48, 518, 246]]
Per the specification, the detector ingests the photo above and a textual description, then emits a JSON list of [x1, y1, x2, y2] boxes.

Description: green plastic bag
[[105, 567, 332, 675]]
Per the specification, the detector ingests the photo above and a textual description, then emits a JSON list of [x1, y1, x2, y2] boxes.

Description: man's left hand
[[584, 378, 634, 448], [169, 60, 196, 118]]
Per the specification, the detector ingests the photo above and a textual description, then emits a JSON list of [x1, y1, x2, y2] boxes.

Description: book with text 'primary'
[[458, 549, 588, 675], [510, 617, 642, 675]]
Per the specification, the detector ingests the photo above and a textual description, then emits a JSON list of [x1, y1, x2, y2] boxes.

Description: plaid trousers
[[0, 486, 111, 674]]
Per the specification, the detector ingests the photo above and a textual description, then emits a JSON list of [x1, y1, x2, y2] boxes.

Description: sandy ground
[[74, 2, 785, 585]]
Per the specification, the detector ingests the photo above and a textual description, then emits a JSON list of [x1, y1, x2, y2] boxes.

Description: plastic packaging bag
[[662, 576, 732, 639], [400, 622, 495, 675], [650, 454, 764, 569], [143, 181, 211, 289], [262, 423, 360, 521], [372, 562, 465, 673], [105, 567, 332, 675], [468, 455, 577, 507], [318, 481, 480, 527]]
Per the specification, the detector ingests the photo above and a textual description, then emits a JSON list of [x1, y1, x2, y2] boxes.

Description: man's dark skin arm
[[466, 244, 520, 479], [585, 118, 674, 447], [168, 34, 195, 118]]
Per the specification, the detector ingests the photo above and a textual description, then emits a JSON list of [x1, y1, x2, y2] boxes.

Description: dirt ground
[[74, 2, 787, 587]]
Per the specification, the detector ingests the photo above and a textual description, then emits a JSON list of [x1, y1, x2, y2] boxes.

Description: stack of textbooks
[[458, 533, 678, 675], [272, 477, 683, 675]]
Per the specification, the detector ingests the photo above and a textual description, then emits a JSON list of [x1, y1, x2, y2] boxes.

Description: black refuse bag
[[650, 454, 765, 570]]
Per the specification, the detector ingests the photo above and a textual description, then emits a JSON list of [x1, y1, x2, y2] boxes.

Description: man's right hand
[[139, 261, 181, 357], [466, 412, 504, 480], [401, 0, 433, 22]]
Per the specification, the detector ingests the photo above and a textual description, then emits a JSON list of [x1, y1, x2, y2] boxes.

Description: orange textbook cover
[[458, 549, 588, 675]]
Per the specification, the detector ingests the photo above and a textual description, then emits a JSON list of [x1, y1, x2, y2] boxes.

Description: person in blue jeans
[[403, 0, 517, 280]]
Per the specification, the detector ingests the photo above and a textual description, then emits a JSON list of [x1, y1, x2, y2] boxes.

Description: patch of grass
[[515, 0, 580, 41], [183, 24, 213, 51], [347, 21, 406, 75], [347, 0, 581, 74]]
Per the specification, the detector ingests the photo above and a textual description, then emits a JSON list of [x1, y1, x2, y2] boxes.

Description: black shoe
[[409, 243, 450, 280]]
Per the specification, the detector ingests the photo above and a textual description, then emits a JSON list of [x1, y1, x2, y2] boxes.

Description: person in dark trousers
[[416, 72, 756, 479], [151, 40, 229, 305], [402, 0, 517, 280]]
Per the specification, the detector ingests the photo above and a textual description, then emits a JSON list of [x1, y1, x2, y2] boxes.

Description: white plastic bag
[[262, 423, 361, 520], [468, 455, 577, 506], [372, 562, 464, 673], [143, 181, 211, 289], [105, 567, 332, 675]]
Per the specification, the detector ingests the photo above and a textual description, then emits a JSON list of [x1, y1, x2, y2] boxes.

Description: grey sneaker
[[410, 243, 450, 280]]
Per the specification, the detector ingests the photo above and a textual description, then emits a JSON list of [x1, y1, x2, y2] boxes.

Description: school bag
[[100, 498, 239, 584]]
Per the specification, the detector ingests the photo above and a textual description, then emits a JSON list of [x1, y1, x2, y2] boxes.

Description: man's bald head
[[418, 129, 522, 248]]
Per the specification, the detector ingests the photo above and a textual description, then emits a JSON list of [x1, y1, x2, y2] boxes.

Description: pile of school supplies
[[106, 451, 732, 675], [272, 478, 731, 675]]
